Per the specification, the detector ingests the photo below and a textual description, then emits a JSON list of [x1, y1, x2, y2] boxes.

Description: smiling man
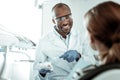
[[52, 3, 73, 39], [33, 3, 82, 80]]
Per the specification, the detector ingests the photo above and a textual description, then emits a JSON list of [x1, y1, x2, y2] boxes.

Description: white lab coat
[[33, 27, 83, 80]]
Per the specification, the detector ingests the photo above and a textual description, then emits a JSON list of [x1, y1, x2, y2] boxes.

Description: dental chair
[[0, 27, 36, 80], [79, 63, 120, 80], [0, 28, 19, 80]]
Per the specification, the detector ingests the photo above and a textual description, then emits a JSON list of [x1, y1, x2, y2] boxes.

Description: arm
[[33, 43, 48, 80]]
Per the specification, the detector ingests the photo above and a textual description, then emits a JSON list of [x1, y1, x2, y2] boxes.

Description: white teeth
[[63, 25, 69, 29]]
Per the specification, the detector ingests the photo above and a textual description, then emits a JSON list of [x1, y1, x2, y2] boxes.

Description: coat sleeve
[[33, 42, 48, 80]]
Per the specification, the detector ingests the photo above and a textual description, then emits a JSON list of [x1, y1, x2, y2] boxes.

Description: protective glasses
[[55, 13, 72, 22]]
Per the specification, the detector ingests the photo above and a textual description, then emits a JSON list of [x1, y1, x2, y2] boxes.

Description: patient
[[72, 1, 120, 80], [85, 0, 120, 65]]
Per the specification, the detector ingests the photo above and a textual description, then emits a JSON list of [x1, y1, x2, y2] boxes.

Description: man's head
[[52, 3, 73, 37]]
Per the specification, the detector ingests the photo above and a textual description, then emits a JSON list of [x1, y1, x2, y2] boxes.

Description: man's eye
[[56, 17, 64, 22], [66, 16, 69, 19], [61, 17, 66, 21], [67, 15, 71, 18], [56, 18, 61, 21], [57, 18, 62, 22]]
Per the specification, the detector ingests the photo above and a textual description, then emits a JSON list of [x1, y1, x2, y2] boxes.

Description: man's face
[[53, 5, 73, 35]]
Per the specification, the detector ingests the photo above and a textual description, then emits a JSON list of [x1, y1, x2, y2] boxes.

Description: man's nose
[[62, 21, 68, 26]]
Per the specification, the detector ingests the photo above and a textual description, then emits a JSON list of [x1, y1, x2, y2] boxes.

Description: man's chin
[[62, 29, 71, 35], [65, 31, 70, 35]]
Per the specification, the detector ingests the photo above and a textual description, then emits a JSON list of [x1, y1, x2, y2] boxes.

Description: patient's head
[[84, 1, 120, 64]]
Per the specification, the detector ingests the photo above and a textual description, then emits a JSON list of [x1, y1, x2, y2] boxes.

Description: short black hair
[[52, 3, 71, 12]]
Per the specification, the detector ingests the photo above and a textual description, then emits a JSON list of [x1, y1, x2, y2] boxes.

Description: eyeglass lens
[[56, 14, 72, 22]]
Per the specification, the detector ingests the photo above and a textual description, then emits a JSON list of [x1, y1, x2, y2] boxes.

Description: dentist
[[33, 3, 82, 80]]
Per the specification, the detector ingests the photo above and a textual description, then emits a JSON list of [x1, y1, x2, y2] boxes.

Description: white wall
[[0, 0, 42, 43]]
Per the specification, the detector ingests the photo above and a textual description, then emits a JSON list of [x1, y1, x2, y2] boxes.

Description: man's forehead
[[54, 5, 70, 12], [54, 7, 71, 17]]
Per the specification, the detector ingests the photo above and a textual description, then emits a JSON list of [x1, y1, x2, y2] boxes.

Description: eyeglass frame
[[55, 13, 72, 22]]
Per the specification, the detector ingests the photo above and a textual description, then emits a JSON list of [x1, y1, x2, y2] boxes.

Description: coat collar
[[48, 26, 79, 50]]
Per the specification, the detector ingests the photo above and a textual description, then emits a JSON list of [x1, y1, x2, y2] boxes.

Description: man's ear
[[52, 19, 56, 24]]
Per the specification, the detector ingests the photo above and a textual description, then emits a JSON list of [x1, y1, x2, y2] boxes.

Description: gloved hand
[[39, 68, 51, 77], [59, 50, 81, 62], [38, 62, 53, 77]]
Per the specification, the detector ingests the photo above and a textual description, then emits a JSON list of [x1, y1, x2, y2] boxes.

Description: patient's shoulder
[[80, 63, 120, 80]]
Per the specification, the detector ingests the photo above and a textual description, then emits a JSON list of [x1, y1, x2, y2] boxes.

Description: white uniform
[[33, 27, 83, 80]]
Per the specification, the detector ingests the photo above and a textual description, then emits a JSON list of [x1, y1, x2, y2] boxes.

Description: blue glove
[[39, 69, 51, 77], [59, 50, 81, 62]]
